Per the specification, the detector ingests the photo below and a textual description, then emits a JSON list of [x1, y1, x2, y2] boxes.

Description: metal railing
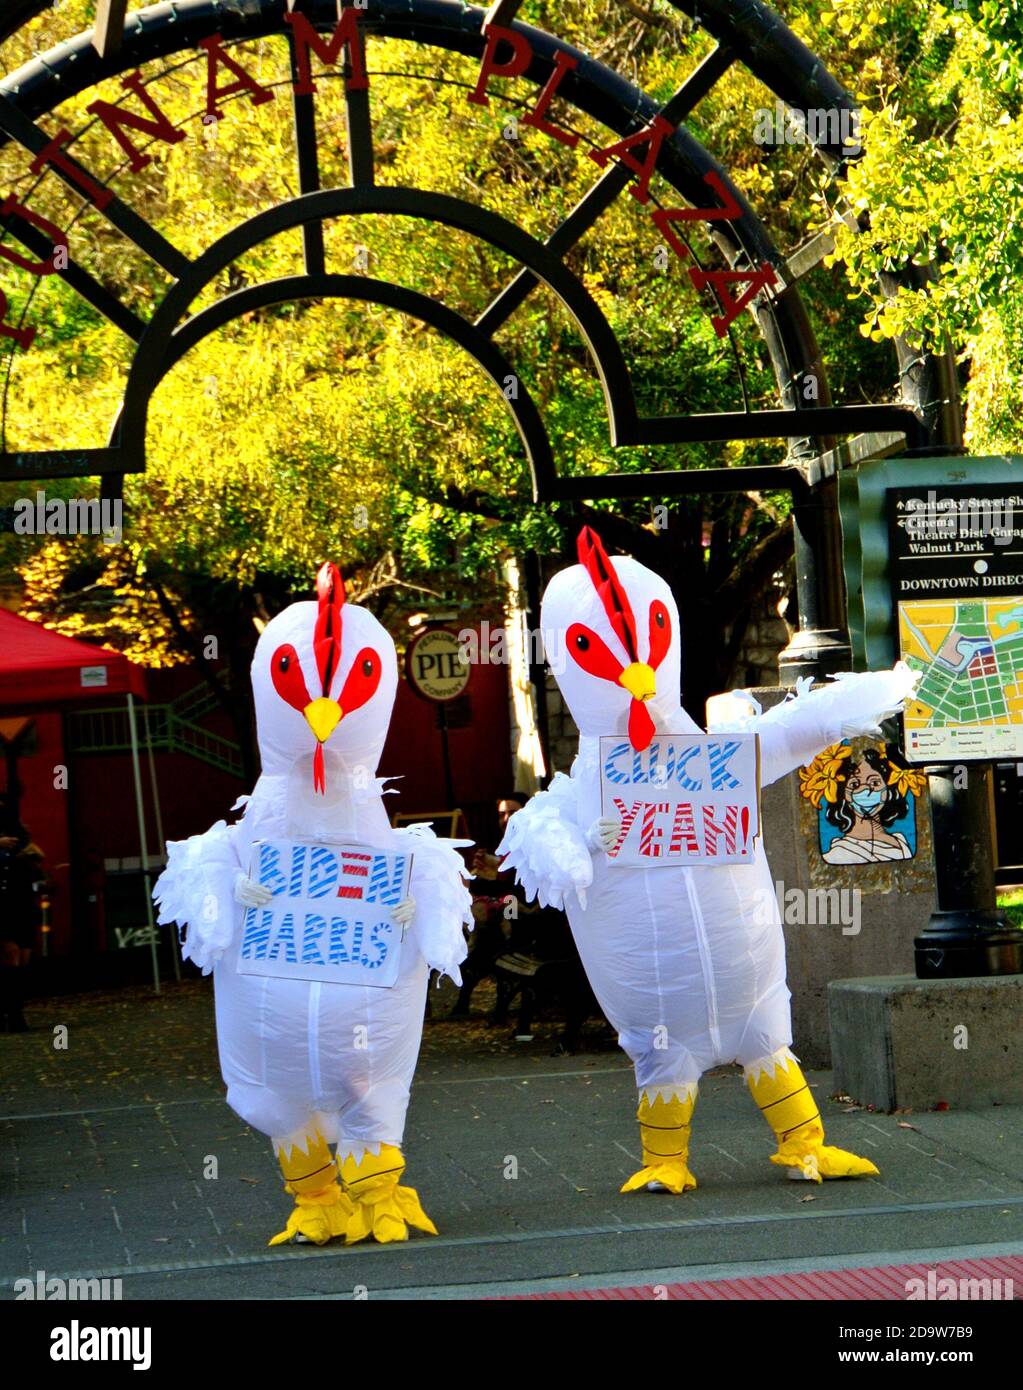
[[67, 681, 244, 778]]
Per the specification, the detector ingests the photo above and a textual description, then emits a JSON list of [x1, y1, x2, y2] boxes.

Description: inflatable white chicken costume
[[499, 527, 917, 1194], [154, 563, 471, 1245]]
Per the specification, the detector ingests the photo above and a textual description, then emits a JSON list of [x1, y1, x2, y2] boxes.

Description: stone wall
[[729, 574, 792, 692], [543, 673, 578, 775]]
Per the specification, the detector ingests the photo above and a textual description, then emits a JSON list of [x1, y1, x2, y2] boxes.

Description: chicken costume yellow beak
[[618, 662, 656, 702], [304, 697, 342, 743]]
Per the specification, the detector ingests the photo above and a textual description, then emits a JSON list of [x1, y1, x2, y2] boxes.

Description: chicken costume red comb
[[499, 528, 915, 1202], [312, 562, 344, 793], [313, 562, 345, 696], [577, 526, 640, 665], [152, 552, 473, 1252]]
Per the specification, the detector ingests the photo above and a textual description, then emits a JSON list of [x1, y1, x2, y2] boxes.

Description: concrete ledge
[[829, 974, 1023, 1111]]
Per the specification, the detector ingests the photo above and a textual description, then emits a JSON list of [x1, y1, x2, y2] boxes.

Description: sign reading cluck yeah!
[[238, 839, 412, 987], [599, 733, 761, 866], [0, 11, 774, 352]]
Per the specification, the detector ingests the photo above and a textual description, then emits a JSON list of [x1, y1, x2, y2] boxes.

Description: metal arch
[[116, 185, 639, 455], [0, 3, 855, 296], [0, 2, 51, 44], [0, 0, 927, 507], [667, 1, 859, 168], [0, 0, 881, 466], [0, 3, 792, 310], [124, 271, 557, 499]]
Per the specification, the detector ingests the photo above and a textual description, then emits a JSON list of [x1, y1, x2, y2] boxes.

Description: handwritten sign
[[238, 839, 412, 987], [599, 733, 761, 866]]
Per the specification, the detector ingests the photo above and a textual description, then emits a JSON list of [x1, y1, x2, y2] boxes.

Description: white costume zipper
[[684, 869, 721, 1056], [307, 982, 322, 1102]]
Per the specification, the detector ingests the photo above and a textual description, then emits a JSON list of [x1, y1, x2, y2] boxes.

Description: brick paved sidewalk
[[3, 980, 1022, 1299]]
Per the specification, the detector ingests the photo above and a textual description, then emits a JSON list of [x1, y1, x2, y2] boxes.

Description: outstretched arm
[[707, 663, 919, 788], [497, 772, 597, 911]]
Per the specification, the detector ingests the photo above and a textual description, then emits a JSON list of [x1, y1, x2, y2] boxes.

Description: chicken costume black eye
[[339, 646, 382, 715], [566, 623, 624, 682], [648, 600, 672, 670], [270, 643, 312, 712]]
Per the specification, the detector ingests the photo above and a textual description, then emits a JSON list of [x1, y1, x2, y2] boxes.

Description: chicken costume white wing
[[154, 563, 471, 1245], [499, 527, 917, 1194]]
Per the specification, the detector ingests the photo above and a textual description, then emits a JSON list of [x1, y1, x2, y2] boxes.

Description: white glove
[[838, 661, 920, 738], [233, 871, 273, 909], [586, 815, 622, 853], [392, 896, 416, 926], [840, 712, 896, 738]]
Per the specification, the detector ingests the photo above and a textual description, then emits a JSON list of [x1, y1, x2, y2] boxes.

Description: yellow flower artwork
[[797, 743, 852, 807], [886, 765, 928, 801]]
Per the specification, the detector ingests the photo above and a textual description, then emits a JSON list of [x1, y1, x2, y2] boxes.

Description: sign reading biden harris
[[599, 734, 761, 866], [238, 840, 412, 987]]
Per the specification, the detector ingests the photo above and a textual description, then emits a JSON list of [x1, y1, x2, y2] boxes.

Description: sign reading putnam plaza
[[888, 484, 1023, 762], [599, 733, 761, 867], [238, 839, 412, 987], [0, 11, 775, 355]]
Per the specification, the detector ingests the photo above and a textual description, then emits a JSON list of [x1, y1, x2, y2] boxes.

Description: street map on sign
[[898, 598, 1023, 761]]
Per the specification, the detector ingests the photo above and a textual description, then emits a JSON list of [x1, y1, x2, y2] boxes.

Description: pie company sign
[[405, 627, 470, 703]]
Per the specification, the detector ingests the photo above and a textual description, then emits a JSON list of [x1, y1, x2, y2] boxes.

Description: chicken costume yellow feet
[[268, 1133, 353, 1246], [340, 1144, 438, 1244], [746, 1051, 879, 1182], [621, 1090, 698, 1194]]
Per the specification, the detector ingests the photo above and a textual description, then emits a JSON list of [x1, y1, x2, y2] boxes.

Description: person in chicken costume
[[499, 527, 918, 1195], [154, 563, 471, 1245]]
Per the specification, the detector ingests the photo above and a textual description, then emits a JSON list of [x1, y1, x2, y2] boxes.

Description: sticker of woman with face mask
[[799, 743, 926, 865]]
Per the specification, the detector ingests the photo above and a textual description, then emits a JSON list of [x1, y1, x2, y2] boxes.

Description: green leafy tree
[[824, 0, 1023, 452]]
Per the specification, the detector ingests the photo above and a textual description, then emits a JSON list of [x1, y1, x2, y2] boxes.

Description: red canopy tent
[[0, 608, 147, 704], [0, 609, 170, 990]]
